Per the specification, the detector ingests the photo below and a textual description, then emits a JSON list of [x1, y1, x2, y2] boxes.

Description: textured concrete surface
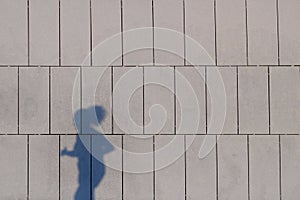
[[247, 0, 278, 65], [239, 67, 269, 134], [155, 135, 185, 200], [154, 0, 184, 65], [0, 67, 18, 134], [19, 67, 49, 134], [186, 135, 216, 200], [1, 0, 300, 66], [113, 67, 143, 134], [176, 67, 206, 134], [279, 0, 300, 65], [185, 0, 215, 65], [61, 0, 90, 65], [92, 0, 122, 66], [218, 135, 248, 200], [216, 0, 247, 65], [29, 0, 59, 65], [207, 67, 237, 134], [123, 0, 153, 65], [270, 67, 300, 134], [144, 67, 174, 134], [29, 135, 59, 200], [0, 135, 27, 199], [51, 67, 80, 134], [281, 135, 300, 200], [1, 0, 300, 199], [124, 136, 153, 200], [249, 136, 280, 200], [0, 0, 27, 65]]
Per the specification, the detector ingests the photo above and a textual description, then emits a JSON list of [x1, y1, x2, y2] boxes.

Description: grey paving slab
[[0, 0, 27, 65], [216, 0, 247, 65], [279, 0, 300, 65], [155, 135, 185, 200], [93, 135, 122, 200], [186, 135, 216, 200], [270, 67, 300, 134], [185, 0, 215, 65], [61, 0, 90, 65], [123, 0, 153, 65], [29, 0, 59, 65], [239, 67, 269, 134], [145, 67, 174, 134], [92, 0, 122, 66], [247, 0, 278, 65], [0, 67, 18, 134], [60, 135, 91, 199], [154, 0, 184, 65], [207, 67, 237, 134], [281, 135, 300, 200], [176, 67, 206, 134], [218, 135, 247, 200], [29, 135, 59, 200], [249, 136, 280, 200], [82, 67, 112, 134], [51, 67, 80, 134], [19, 67, 49, 134], [123, 135, 153, 200], [113, 67, 143, 134], [0, 135, 27, 199]]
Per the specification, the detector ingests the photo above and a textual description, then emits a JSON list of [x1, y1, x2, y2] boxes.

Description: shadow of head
[[92, 105, 106, 125], [74, 105, 107, 132]]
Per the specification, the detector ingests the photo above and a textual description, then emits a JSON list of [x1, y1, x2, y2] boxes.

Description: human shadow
[[61, 106, 114, 200]]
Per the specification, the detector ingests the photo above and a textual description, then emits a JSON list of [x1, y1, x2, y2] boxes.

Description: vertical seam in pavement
[[237, 66, 240, 134], [214, 0, 217, 65], [268, 66, 271, 134], [245, 0, 249, 65], [276, 0, 280, 65]]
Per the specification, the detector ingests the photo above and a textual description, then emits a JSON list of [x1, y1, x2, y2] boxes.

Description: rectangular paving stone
[[82, 67, 112, 134], [113, 67, 143, 134], [61, 0, 90, 65], [0, 135, 27, 199], [185, 0, 215, 65], [239, 67, 269, 134], [176, 67, 206, 134], [92, 0, 122, 66], [247, 0, 278, 65], [270, 67, 300, 134], [218, 135, 247, 200], [51, 67, 80, 134], [60, 135, 91, 199], [29, 0, 59, 65], [0, 0, 27, 65], [155, 135, 185, 200], [124, 135, 153, 200], [216, 0, 247, 65], [207, 67, 237, 134], [186, 135, 216, 200], [154, 0, 184, 65], [93, 135, 122, 200], [249, 136, 280, 200], [0, 67, 18, 134], [279, 0, 300, 65], [123, 0, 153, 65], [19, 67, 49, 134], [281, 135, 300, 200], [145, 67, 174, 134], [29, 135, 59, 200]]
